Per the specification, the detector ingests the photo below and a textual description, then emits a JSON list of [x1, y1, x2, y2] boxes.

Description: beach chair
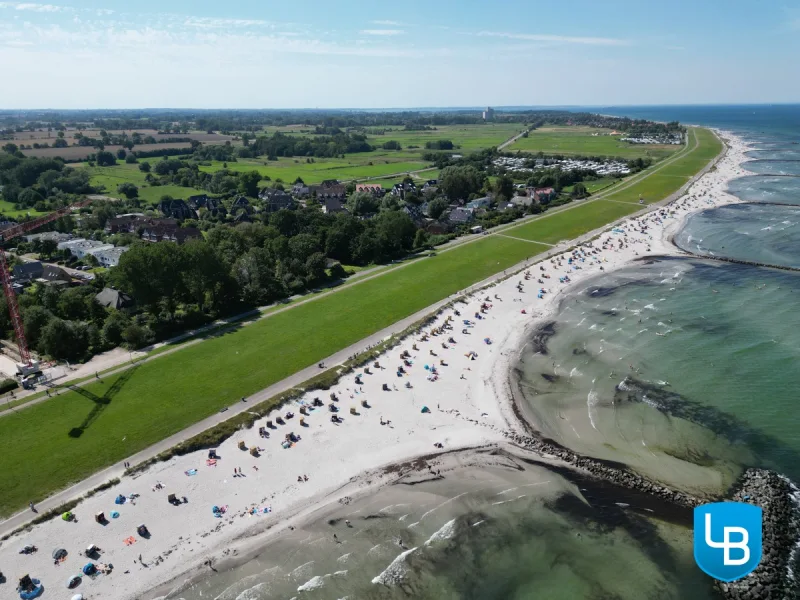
[[238, 440, 246, 451]]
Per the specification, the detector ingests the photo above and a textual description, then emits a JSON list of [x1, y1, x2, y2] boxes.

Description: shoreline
[[0, 129, 752, 600]]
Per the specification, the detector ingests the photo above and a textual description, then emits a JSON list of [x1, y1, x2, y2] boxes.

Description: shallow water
[[167, 462, 715, 600], [674, 203, 800, 269], [743, 160, 800, 176], [727, 175, 800, 205], [515, 257, 800, 492]]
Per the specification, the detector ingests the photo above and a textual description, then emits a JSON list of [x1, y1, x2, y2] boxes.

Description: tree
[[53, 138, 68, 148], [382, 140, 402, 150], [373, 211, 415, 260], [233, 247, 285, 305], [304, 252, 327, 284], [427, 197, 449, 220], [494, 175, 514, 201], [288, 233, 320, 262], [439, 165, 485, 201], [571, 182, 588, 199], [138, 161, 151, 173], [413, 228, 430, 249], [347, 191, 378, 216], [112, 242, 185, 312], [40, 318, 88, 361], [122, 323, 153, 349], [116, 148, 127, 160], [117, 182, 138, 199], [95, 151, 116, 167], [17, 187, 44, 207], [238, 170, 263, 197], [125, 153, 138, 164], [102, 311, 130, 347], [23, 305, 53, 348], [39, 239, 58, 259]]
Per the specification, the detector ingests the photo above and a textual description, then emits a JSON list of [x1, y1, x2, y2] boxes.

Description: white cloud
[[360, 29, 403, 36], [0, 2, 66, 12], [371, 19, 402, 26], [183, 16, 271, 29], [477, 30, 630, 46], [96, 8, 114, 16]]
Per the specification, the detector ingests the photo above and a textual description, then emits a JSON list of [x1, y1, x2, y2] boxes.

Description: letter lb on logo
[[694, 502, 762, 582]]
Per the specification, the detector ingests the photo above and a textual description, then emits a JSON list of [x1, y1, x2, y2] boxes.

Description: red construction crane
[[0, 199, 91, 375]]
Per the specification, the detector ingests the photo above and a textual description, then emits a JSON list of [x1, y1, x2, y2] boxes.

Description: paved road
[[0, 128, 721, 538], [498, 128, 529, 150]]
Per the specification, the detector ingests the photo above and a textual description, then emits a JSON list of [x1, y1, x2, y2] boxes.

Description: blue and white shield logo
[[694, 502, 762, 582]]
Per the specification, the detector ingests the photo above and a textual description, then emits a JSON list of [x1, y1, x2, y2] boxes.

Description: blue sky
[[0, 0, 798, 108]]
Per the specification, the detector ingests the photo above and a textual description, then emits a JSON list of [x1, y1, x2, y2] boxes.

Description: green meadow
[[509, 125, 681, 160]]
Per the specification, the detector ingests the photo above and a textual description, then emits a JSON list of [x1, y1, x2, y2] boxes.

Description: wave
[[424, 518, 457, 546], [371, 547, 418, 586]]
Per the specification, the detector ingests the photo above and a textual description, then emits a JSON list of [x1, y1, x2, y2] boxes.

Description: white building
[[57, 239, 114, 259], [482, 106, 495, 121], [89, 246, 129, 268]]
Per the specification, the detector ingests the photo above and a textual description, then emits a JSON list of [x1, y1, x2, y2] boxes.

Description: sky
[[0, 0, 799, 109]]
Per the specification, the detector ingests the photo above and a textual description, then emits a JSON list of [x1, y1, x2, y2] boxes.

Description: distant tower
[[482, 107, 495, 121]]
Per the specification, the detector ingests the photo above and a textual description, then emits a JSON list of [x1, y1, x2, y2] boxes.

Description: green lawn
[[0, 127, 721, 517], [200, 157, 430, 185], [84, 163, 208, 204], [0, 199, 47, 218], [368, 123, 523, 153], [509, 125, 680, 160], [508, 200, 640, 244]]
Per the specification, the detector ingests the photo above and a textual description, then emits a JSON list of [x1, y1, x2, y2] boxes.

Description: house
[[13, 261, 45, 283], [528, 187, 556, 204], [446, 207, 475, 225], [105, 216, 177, 235], [421, 180, 439, 196], [58, 239, 114, 259], [38, 265, 73, 286], [261, 189, 295, 213], [511, 194, 533, 208], [322, 197, 346, 214], [141, 224, 202, 244], [355, 183, 385, 197], [187, 194, 213, 209], [95, 287, 134, 310], [291, 183, 311, 198], [391, 182, 417, 199], [402, 204, 425, 224], [231, 195, 251, 211], [158, 198, 197, 220], [90, 246, 129, 267], [465, 196, 492, 210], [311, 180, 346, 200]]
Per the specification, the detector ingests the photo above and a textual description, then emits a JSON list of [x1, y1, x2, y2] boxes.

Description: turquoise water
[[743, 160, 800, 176], [727, 175, 800, 205], [674, 203, 800, 269]]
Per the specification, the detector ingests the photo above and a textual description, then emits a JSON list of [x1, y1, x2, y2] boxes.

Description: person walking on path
[[29, 501, 36, 512]]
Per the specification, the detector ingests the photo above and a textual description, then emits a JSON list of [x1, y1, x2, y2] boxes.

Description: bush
[[0, 378, 18, 394]]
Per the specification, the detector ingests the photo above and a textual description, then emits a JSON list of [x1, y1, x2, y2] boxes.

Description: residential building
[[355, 183, 385, 197], [446, 207, 475, 225], [141, 224, 202, 244], [402, 204, 425, 224], [531, 187, 556, 203], [391, 182, 417, 199], [261, 189, 295, 213], [58, 239, 114, 259], [311, 180, 346, 200], [482, 107, 495, 121], [13, 261, 73, 285], [158, 198, 197, 220], [23, 231, 74, 244], [231, 195, 251, 211], [95, 287, 134, 310], [322, 197, 346, 214], [291, 183, 311, 198], [465, 197, 492, 210], [90, 246, 129, 267]]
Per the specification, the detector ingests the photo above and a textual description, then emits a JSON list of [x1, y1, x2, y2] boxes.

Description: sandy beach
[[0, 130, 750, 600]]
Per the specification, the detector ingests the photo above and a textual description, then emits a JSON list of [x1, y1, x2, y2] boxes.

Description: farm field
[[12, 129, 236, 143], [509, 125, 680, 160], [21, 142, 195, 161], [0, 127, 721, 516], [365, 123, 523, 153]]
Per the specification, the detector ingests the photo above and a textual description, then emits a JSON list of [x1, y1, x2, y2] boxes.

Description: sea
[[160, 105, 800, 600]]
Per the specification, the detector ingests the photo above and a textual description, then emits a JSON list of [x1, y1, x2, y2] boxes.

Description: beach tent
[[114, 494, 126, 505], [82, 563, 96, 576], [94, 512, 105, 524], [61, 511, 73, 521], [52, 548, 67, 560], [421, 406, 430, 413], [110, 511, 119, 519], [67, 575, 81, 589]]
